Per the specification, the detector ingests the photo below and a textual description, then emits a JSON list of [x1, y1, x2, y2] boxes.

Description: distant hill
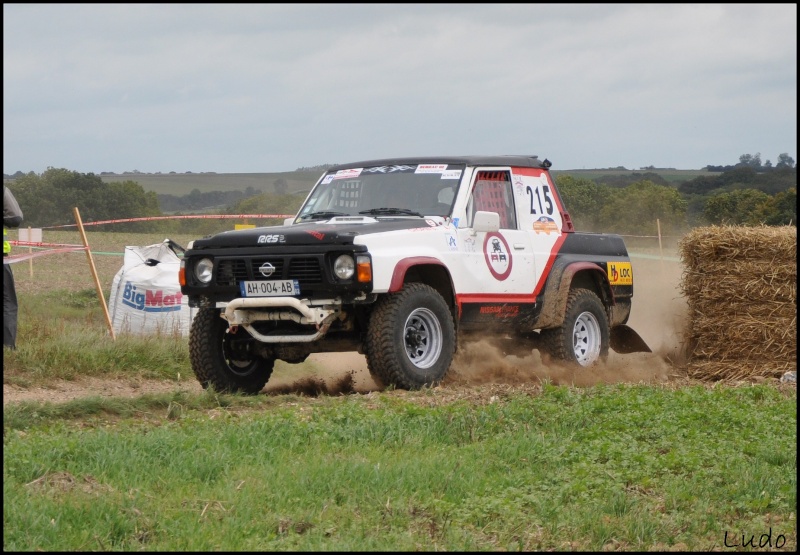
[[4, 167, 719, 193], [96, 170, 321, 196], [551, 168, 716, 184], [91, 168, 715, 196]]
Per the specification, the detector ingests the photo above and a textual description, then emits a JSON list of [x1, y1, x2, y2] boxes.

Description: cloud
[[3, 3, 796, 174]]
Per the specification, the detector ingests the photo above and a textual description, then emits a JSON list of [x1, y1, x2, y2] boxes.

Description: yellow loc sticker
[[608, 261, 633, 285]]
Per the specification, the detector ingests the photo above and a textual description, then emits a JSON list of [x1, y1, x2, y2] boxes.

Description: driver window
[[469, 171, 517, 229]]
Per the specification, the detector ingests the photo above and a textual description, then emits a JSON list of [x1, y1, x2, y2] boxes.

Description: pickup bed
[[180, 155, 650, 393]]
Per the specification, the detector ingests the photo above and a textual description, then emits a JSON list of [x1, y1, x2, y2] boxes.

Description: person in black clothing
[[4, 185, 24, 349]]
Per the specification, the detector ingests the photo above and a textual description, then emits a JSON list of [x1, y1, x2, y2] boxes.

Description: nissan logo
[[259, 262, 276, 277]]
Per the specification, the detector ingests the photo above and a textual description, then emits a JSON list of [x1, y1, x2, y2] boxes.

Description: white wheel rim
[[403, 308, 443, 369], [572, 310, 602, 366]]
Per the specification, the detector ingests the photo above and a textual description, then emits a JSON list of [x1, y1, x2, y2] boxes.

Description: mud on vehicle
[[179, 155, 651, 394]]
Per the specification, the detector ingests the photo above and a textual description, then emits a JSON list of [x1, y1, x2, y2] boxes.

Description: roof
[[327, 155, 550, 171]]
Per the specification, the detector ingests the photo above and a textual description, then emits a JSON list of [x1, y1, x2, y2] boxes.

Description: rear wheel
[[189, 308, 274, 394], [541, 288, 609, 367], [364, 283, 456, 390]]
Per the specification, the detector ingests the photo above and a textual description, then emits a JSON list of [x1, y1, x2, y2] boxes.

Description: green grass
[[3, 384, 796, 551], [4, 289, 190, 387]]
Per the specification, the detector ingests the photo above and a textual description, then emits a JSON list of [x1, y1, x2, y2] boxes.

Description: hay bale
[[679, 225, 796, 381], [680, 264, 796, 302], [679, 225, 796, 265]]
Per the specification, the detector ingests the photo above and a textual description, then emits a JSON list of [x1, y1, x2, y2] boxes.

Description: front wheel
[[541, 288, 609, 367], [189, 308, 274, 394], [364, 283, 456, 390]]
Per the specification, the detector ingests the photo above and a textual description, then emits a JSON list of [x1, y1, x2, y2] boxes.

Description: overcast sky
[[3, 3, 797, 175]]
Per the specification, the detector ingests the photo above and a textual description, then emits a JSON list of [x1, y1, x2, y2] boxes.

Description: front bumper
[[219, 296, 344, 343]]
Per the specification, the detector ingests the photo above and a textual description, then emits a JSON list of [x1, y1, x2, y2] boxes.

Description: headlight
[[194, 258, 214, 284], [333, 254, 355, 280]]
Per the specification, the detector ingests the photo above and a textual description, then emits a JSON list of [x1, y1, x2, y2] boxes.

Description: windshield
[[295, 163, 464, 223]]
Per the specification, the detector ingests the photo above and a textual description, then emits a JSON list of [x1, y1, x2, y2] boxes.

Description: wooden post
[[28, 226, 33, 278], [656, 218, 664, 271], [73, 207, 116, 340]]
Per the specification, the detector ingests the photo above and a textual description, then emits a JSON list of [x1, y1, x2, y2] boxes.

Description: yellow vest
[[3, 227, 9, 255]]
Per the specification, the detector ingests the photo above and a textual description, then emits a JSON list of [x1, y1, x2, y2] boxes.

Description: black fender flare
[[537, 261, 613, 329]]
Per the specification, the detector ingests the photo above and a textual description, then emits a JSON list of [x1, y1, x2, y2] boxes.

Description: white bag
[[109, 239, 197, 336]]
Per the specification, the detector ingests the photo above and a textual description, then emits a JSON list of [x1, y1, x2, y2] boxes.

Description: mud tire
[[364, 283, 456, 390], [189, 308, 274, 394], [541, 288, 609, 367]]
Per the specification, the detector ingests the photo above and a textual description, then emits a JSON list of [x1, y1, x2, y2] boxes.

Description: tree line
[[4, 154, 795, 237], [705, 152, 796, 172], [8, 168, 161, 231], [555, 154, 796, 234], [556, 172, 795, 238], [5, 168, 301, 235], [157, 187, 262, 213]]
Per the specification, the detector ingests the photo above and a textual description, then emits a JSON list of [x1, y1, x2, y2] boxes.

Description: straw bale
[[686, 360, 795, 382], [682, 260, 796, 277], [687, 327, 795, 361], [683, 287, 796, 305], [686, 301, 796, 322], [680, 266, 796, 303], [678, 224, 797, 381], [679, 225, 796, 265]]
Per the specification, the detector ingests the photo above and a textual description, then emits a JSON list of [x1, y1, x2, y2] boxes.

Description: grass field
[[98, 170, 322, 196], [3, 378, 796, 551]]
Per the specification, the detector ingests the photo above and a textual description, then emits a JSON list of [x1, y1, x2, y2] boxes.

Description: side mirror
[[284, 217, 295, 226], [472, 211, 500, 234]]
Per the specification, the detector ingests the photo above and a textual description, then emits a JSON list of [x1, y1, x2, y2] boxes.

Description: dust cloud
[[264, 352, 377, 395], [269, 256, 689, 395]]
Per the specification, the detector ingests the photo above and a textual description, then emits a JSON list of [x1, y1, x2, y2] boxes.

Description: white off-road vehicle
[[180, 155, 650, 393]]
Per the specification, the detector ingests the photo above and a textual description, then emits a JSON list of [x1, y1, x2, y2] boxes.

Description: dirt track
[[3, 257, 689, 405]]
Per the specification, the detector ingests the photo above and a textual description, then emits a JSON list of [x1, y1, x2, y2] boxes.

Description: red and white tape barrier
[[3, 247, 86, 265], [42, 214, 294, 229]]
